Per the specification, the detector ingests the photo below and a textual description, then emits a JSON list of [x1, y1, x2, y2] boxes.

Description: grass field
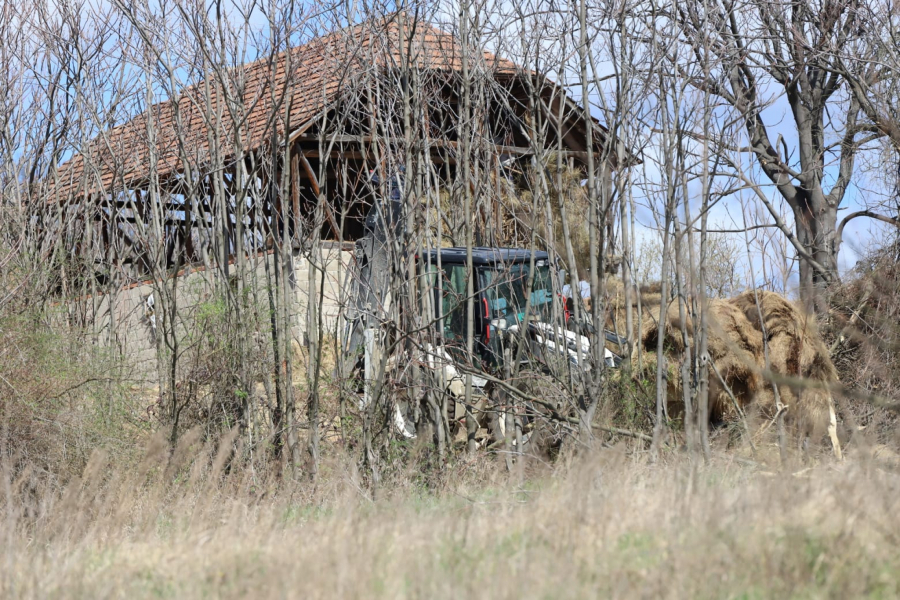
[[4, 437, 899, 600]]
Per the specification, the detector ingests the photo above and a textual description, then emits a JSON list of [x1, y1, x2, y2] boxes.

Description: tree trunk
[[794, 199, 838, 314]]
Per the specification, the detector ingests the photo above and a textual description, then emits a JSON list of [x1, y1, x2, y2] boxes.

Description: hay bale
[[632, 299, 762, 423], [702, 300, 764, 422], [731, 291, 839, 441], [631, 290, 842, 457], [604, 278, 663, 338], [631, 302, 683, 417]]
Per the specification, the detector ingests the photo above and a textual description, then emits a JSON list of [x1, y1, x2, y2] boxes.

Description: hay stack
[[632, 291, 842, 457], [731, 291, 839, 443], [702, 300, 766, 422], [605, 278, 662, 332], [635, 299, 763, 423]]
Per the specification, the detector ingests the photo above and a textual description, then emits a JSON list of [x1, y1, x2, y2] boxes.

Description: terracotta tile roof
[[49, 16, 522, 200]]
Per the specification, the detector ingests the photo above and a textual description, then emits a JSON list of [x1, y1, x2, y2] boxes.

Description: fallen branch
[[593, 425, 653, 443], [759, 369, 900, 413]]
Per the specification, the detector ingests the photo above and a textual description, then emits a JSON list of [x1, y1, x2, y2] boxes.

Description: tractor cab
[[419, 247, 616, 371]]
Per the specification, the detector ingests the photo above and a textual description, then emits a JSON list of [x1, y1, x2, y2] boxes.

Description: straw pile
[[605, 278, 662, 333], [632, 290, 842, 454], [731, 291, 839, 440], [635, 298, 763, 424]]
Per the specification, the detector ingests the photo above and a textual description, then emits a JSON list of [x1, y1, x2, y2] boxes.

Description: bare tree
[[676, 0, 889, 313]]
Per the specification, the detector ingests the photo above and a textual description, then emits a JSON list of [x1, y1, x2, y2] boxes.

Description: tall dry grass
[[3, 436, 899, 599]]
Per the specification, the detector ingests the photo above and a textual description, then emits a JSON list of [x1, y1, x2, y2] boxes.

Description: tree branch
[[725, 159, 834, 281], [836, 210, 900, 248]]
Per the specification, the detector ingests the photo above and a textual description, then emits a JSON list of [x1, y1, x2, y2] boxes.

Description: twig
[[708, 357, 757, 456], [593, 425, 652, 443]]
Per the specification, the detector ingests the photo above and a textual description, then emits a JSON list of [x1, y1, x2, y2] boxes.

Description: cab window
[[424, 263, 469, 341], [482, 262, 553, 325]]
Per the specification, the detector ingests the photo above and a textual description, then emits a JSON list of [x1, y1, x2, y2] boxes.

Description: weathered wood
[[291, 153, 301, 239], [296, 151, 341, 239]]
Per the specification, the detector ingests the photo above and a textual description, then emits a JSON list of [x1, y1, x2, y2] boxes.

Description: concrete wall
[[69, 242, 354, 381]]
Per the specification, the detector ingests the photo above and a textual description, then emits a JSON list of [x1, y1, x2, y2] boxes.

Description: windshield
[[422, 259, 556, 344], [482, 262, 554, 325]]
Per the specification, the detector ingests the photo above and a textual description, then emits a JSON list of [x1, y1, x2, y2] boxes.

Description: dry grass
[[3, 438, 900, 599]]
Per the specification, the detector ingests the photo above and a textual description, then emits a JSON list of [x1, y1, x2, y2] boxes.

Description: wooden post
[[291, 148, 301, 242]]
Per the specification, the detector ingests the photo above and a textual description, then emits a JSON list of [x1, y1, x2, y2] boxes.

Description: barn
[[48, 13, 617, 281]]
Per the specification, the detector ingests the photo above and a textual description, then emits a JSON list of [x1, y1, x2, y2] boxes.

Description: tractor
[[340, 171, 619, 443]]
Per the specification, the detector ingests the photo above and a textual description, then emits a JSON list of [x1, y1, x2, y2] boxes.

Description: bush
[[827, 243, 900, 446], [0, 309, 147, 482]]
